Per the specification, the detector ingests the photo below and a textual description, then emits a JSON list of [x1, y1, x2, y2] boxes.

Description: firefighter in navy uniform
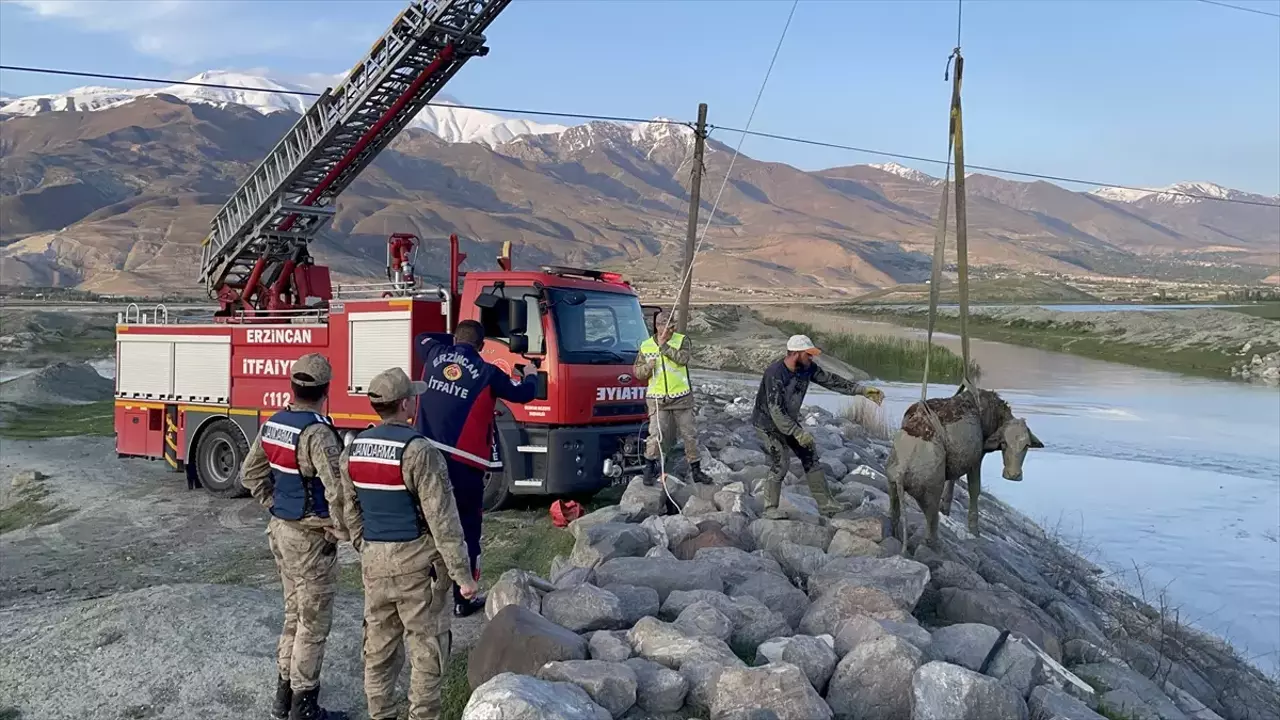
[[240, 353, 349, 720], [415, 319, 537, 617], [337, 367, 478, 720]]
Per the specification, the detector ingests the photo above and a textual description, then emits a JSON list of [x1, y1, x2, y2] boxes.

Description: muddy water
[[708, 315, 1280, 672]]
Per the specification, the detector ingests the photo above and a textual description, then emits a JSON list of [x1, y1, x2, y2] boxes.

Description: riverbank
[[834, 304, 1280, 384]]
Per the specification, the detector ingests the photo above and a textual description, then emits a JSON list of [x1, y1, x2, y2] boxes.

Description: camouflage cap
[[368, 367, 427, 404], [290, 353, 332, 387]]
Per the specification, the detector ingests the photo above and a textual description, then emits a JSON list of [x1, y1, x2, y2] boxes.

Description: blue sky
[[1, 0, 1278, 195]]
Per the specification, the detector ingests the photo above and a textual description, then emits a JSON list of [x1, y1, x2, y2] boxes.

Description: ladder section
[[199, 0, 511, 296]]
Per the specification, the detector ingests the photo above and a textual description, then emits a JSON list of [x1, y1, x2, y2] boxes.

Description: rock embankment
[[0, 361, 112, 405], [464, 384, 1280, 720]]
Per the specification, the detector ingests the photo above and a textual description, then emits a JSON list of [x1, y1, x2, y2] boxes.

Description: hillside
[[1, 82, 1277, 296]]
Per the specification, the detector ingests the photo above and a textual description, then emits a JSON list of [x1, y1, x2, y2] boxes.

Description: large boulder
[[830, 516, 886, 541], [624, 657, 688, 714], [595, 557, 724, 602], [537, 660, 638, 719], [727, 598, 795, 659], [827, 635, 925, 720], [714, 489, 761, 518], [719, 446, 767, 470], [768, 539, 830, 582], [486, 569, 548, 619], [751, 518, 835, 552], [828, 530, 882, 558], [728, 571, 810, 629], [674, 601, 734, 642], [641, 514, 700, 551], [627, 616, 742, 670], [462, 672, 611, 720], [674, 526, 737, 560], [468, 606, 589, 690], [694, 547, 785, 585], [601, 583, 661, 626], [810, 555, 930, 610], [680, 660, 727, 717], [570, 505, 640, 540], [1029, 685, 1106, 720], [619, 476, 667, 519], [570, 522, 653, 568], [541, 584, 628, 633], [767, 635, 839, 693], [1071, 662, 1189, 720], [799, 582, 911, 637], [587, 631, 632, 662], [697, 513, 755, 550], [833, 615, 932, 657], [937, 586, 1064, 661], [929, 623, 1004, 671], [710, 662, 834, 720], [910, 661, 1029, 720]]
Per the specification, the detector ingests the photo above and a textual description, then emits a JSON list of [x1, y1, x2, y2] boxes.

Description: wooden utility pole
[[676, 103, 708, 334]]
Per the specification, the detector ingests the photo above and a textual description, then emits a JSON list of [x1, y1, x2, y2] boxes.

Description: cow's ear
[[1028, 430, 1045, 449], [983, 429, 1004, 452]]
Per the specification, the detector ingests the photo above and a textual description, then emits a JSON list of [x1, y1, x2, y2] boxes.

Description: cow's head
[[984, 416, 1044, 481]]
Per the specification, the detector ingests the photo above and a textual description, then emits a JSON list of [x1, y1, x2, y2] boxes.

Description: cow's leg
[[924, 493, 941, 549], [940, 477, 956, 516], [966, 463, 983, 537], [888, 471, 904, 549]]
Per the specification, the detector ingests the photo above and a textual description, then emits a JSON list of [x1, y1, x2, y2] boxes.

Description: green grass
[[1226, 303, 1280, 321], [0, 400, 115, 439], [442, 649, 473, 720], [0, 483, 72, 534], [852, 276, 1100, 305], [767, 319, 980, 384]]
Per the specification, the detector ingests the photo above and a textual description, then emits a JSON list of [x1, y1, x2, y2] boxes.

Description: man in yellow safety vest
[[634, 310, 712, 486]]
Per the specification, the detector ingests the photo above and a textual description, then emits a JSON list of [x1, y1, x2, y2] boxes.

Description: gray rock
[[627, 616, 742, 670], [694, 546, 786, 585], [624, 657, 688, 714], [732, 611, 795, 659], [878, 537, 904, 558], [679, 660, 727, 716], [1064, 639, 1116, 667], [780, 634, 839, 693], [674, 601, 734, 642], [810, 555, 931, 610], [538, 660, 639, 719], [1029, 685, 1106, 720], [682, 495, 717, 516], [819, 456, 849, 479], [571, 505, 641, 540], [1072, 662, 1189, 720], [911, 661, 1029, 720], [930, 623, 1003, 671], [729, 571, 810, 629], [720, 446, 768, 470], [469, 606, 590, 690], [834, 615, 892, 657], [601, 584, 661, 626], [1099, 688, 1163, 720], [829, 516, 887, 541], [799, 581, 911, 637], [711, 662, 834, 720], [750, 518, 835, 552], [929, 561, 991, 591], [778, 488, 822, 519], [661, 589, 742, 623], [697, 512, 756, 550], [988, 635, 1042, 698], [487, 569, 546, 619], [828, 530, 882, 558], [674, 526, 737, 560], [463, 672, 612, 720], [595, 557, 725, 602], [644, 545, 676, 560], [827, 635, 925, 720], [1160, 681, 1226, 720], [768, 539, 829, 582], [542, 584, 629, 633], [1046, 600, 1110, 649], [878, 619, 933, 655], [554, 565, 598, 590], [714, 489, 761, 518], [589, 630, 634, 662], [620, 476, 668, 520], [571, 522, 655, 568], [937, 586, 1063, 662]]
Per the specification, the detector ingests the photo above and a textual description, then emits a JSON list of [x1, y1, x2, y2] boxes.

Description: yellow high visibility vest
[[640, 333, 691, 399]]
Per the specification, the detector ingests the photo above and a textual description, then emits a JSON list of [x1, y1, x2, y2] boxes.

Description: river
[[709, 317, 1280, 673]]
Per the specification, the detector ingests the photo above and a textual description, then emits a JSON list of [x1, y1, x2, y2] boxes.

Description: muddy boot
[[642, 458, 657, 487], [689, 461, 713, 485], [289, 687, 348, 720], [760, 476, 787, 519], [454, 593, 486, 618], [807, 469, 849, 517], [271, 675, 292, 720]]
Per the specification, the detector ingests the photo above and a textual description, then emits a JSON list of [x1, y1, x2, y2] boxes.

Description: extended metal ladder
[[198, 0, 511, 298]]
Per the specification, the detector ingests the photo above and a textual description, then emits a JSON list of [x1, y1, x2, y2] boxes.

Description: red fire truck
[[113, 0, 652, 509]]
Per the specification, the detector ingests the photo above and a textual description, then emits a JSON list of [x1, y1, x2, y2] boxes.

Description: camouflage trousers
[[267, 517, 338, 691], [645, 397, 700, 463], [363, 567, 454, 720], [758, 429, 824, 509]]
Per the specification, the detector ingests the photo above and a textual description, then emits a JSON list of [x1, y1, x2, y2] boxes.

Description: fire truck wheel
[[481, 468, 512, 512], [196, 420, 250, 499]]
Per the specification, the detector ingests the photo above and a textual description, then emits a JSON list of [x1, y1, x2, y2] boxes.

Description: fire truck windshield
[[548, 288, 648, 364]]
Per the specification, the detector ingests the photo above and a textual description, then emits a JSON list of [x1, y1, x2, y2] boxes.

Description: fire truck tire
[[196, 420, 250, 499], [482, 468, 512, 512]]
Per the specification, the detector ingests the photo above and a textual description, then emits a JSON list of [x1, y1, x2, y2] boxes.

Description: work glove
[[794, 429, 816, 449], [861, 387, 885, 405]]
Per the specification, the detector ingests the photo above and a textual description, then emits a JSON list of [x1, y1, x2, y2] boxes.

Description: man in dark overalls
[[415, 319, 537, 616]]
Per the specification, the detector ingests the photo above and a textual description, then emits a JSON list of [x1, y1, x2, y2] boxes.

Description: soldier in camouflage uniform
[[751, 335, 884, 517], [338, 367, 478, 720], [241, 353, 349, 720]]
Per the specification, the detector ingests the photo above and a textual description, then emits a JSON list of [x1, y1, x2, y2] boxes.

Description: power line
[[707, 126, 1280, 208], [0, 64, 691, 128], [1, 63, 1276, 208], [1193, 0, 1280, 19]]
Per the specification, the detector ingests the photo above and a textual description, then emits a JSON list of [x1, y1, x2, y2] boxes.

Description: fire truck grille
[[593, 403, 646, 418]]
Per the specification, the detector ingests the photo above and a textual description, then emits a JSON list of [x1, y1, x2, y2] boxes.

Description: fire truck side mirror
[[506, 298, 528, 335], [508, 334, 529, 355]]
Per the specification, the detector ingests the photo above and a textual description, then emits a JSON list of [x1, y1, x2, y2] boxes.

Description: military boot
[[270, 675, 292, 720], [455, 593, 486, 618], [806, 469, 850, 516], [289, 687, 348, 720], [688, 461, 713, 485], [641, 458, 658, 487]]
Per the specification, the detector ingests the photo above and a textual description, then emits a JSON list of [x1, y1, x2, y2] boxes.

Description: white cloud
[[11, 0, 368, 65]]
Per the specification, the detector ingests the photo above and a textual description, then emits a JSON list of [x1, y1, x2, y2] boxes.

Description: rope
[[651, 0, 799, 509]]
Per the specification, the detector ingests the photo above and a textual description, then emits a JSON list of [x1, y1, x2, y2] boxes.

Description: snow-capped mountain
[[1090, 181, 1277, 206], [0, 70, 565, 146], [868, 162, 941, 186]]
